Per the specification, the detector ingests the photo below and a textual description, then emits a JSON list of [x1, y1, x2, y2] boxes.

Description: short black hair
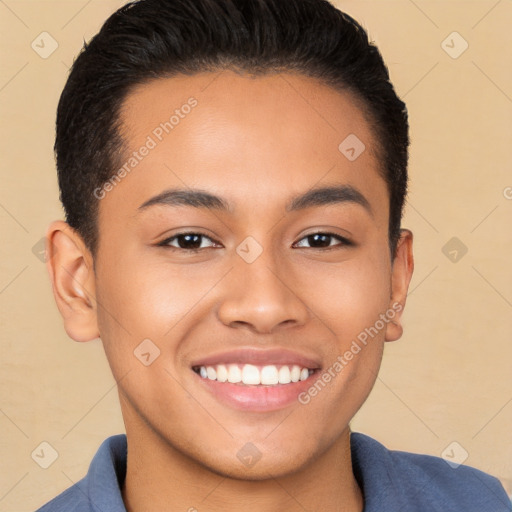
[[55, 0, 409, 259]]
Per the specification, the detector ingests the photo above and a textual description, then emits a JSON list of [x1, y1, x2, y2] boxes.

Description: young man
[[39, 0, 510, 510]]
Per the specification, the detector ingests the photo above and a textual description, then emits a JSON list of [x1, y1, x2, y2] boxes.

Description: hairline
[[89, 68, 395, 263]]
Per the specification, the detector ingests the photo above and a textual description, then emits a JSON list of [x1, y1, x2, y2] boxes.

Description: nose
[[216, 248, 310, 335]]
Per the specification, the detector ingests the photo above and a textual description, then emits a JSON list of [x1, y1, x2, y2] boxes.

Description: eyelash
[[157, 231, 353, 252]]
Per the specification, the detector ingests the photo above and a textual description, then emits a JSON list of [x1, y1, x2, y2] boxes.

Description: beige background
[[1, 0, 511, 510]]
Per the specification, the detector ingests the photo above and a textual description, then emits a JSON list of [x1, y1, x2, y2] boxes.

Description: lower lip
[[193, 370, 318, 412]]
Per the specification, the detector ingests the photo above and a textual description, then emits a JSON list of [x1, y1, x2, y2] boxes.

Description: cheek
[[94, 249, 225, 370], [95, 245, 207, 328], [294, 256, 390, 430], [298, 251, 392, 338]]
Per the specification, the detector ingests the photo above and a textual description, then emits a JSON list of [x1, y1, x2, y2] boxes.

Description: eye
[[157, 231, 352, 252], [158, 232, 220, 251], [294, 232, 352, 250]]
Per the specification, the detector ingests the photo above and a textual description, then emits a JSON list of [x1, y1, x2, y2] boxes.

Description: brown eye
[[159, 232, 219, 251], [294, 232, 352, 249]]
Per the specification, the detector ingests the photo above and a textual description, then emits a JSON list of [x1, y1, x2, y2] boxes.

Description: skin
[[46, 70, 414, 512]]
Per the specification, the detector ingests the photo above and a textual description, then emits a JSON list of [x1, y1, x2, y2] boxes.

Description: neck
[[121, 416, 363, 512]]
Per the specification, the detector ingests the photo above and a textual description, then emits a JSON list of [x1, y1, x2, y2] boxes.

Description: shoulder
[[34, 479, 90, 512], [34, 434, 128, 512], [351, 432, 511, 512]]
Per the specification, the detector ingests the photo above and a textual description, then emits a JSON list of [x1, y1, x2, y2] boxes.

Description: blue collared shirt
[[36, 432, 511, 511]]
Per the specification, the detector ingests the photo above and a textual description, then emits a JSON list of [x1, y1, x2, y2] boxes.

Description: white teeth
[[227, 364, 242, 383], [261, 365, 279, 385], [196, 363, 314, 385], [290, 365, 301, 382], [299, 368, 309, 381], [216, 364, 228, 382], [242, 364, 260, 385], [278, 365, 291, 384]]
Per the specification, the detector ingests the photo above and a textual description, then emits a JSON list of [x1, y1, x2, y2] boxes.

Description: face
[[58, 71, 413, 479]]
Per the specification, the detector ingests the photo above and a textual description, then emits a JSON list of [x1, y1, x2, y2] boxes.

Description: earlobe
[[45, 221, 100, 342], [385, 229, 414, 342]]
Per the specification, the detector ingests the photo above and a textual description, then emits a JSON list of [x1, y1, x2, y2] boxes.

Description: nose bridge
[[216, 240, 309, 333]]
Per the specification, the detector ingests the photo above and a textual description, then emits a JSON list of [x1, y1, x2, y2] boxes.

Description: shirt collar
[[85, 432, 397, 511]]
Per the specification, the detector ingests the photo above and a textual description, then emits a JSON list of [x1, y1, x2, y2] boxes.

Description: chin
[[196, 450, 312, 481]]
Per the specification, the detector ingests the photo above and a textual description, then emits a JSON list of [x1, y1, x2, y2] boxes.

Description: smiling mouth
[[192, 363, 316, 386]]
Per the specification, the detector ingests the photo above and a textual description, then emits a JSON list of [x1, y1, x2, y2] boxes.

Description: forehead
[[106, 71, 387, 222], [120, 70, 377, 157]]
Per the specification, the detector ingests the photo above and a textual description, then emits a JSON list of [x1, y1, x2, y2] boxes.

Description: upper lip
[[190, 347, 322, 369]]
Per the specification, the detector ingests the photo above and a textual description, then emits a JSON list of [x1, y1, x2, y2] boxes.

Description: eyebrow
[[137, 184, 373, 216]]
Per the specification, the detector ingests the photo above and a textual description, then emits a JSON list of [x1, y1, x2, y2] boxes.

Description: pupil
[[179, 234, 201, 249], [309, 234, 330, 247]]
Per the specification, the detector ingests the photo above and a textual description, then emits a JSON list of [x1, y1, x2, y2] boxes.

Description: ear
[[385, 229, 414, 342], [45, 220, 99, 342]]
